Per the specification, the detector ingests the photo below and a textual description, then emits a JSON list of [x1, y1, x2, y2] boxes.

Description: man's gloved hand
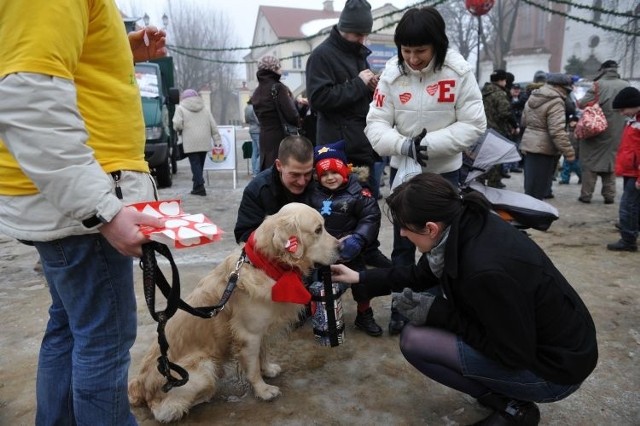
[[393, 287, 435, 325], [339, 234, 365, 262], [400, 128, 428, 166]]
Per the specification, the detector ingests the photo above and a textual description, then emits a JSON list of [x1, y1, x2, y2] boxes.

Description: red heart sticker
[[426, 84, 438, 96], [285, 236, 298, 253], [399, 92, 412, 104]]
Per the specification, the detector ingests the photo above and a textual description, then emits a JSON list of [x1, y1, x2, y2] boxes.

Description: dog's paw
[[151, 402, 189, 423], [261, 363, 282, 378], [254, 383, 281, 401]]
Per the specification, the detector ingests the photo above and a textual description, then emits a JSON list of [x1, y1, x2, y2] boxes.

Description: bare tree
[[480, 0, 520, 69], [440, 2, 480, 61], [166, 1, 240, 124], [595, 0, 640, 79], [116, 0, 241, 124]]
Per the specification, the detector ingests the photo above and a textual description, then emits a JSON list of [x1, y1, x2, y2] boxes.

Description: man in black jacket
[[306, 0, 379, 191], [305, 0, 392, 286], [234, 135, 315, 244]]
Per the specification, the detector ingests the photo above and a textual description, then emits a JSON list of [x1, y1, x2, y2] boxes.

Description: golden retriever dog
[[128, 203, 339, 422]]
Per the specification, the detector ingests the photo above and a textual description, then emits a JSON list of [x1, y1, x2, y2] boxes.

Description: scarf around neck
[[427, 226, 450, 278], [244, 232, 311, 305]]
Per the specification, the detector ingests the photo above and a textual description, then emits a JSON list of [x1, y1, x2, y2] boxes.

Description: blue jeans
[[560, 159, 581, 183], [618, 176, 640, 244], [458, 338, 581, 403], [34, 234, 137, 426], [390, 168, 460, 266], [250, 131, 261, 176], [370, 160, 385, 199], [188, 151, 207, 190]]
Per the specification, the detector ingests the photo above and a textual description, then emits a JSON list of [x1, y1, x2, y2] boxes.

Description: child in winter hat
[[612, 86, 640, 110], [314, 140, 351, 183], [310, 138, 386, 337], [338, 0, 373, 34], [606, 86, 640, 252]]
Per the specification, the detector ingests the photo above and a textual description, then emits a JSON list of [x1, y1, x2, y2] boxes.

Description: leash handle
[[141, 242, 181, 319]]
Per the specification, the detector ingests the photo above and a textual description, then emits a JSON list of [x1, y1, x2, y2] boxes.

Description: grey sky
[[117, 0, 414, 49]]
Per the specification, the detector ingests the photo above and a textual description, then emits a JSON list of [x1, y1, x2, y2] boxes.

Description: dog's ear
[[272, 224, 305, 260]]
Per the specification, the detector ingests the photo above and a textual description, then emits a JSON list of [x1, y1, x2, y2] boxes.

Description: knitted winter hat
[[258, 55, 281, 72], [338, 0, 373, 34], [181, 89, 199, 100], [546, 73, 573, 92], [612, 87, 640, 109], [314, 140, 350, 182], [490, 69, 508, 82]]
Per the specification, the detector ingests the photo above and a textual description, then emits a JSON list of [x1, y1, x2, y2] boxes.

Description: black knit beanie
[[612, 87, 640, 109], [338, 0, 373, 34]]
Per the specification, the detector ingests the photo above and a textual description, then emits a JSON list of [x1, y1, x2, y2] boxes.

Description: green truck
[[134, 57, 180, 188]]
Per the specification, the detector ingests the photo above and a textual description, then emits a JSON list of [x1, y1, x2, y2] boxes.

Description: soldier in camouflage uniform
[[481, 69, 519, 188]]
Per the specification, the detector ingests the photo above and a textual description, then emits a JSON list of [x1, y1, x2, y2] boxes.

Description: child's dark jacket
[[309, 173, 381, 246]]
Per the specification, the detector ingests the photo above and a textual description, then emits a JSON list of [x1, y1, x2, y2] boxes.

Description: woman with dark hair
[[365, 6, 485, 187], [364, 6, 486, 333], [331, 173, 598, 426]]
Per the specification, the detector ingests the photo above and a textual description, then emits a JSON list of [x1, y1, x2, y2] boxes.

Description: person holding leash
[[0, 1, 166, 423]]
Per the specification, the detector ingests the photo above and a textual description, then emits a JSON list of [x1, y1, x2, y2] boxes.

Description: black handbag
[[271, 84, 299, 136], [176, 131, 187, 160]]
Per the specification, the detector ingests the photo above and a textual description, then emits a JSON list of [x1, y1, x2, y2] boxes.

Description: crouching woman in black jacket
[[330, 173, 597, 426]]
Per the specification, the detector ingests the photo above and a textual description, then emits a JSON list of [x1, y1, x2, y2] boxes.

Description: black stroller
[[461, 129, 559, 231]]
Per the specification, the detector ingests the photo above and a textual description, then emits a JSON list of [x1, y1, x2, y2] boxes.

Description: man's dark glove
[[393, 287, 435, 325], [338, 234, 365, 263], [400, 128, 428, 166]]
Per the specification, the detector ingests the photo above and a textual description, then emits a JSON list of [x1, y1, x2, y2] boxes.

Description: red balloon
[[465, 0, 495, 16]]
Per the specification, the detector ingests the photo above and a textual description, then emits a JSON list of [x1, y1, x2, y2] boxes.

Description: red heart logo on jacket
[[426, 84, 438, 96], [399, 92, 412, 104]]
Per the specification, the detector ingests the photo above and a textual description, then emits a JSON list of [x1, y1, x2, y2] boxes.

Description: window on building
[[292, 52, 303, 69]]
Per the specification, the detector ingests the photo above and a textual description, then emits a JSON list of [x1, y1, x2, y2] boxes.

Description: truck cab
[[134, 58, 180, 188]]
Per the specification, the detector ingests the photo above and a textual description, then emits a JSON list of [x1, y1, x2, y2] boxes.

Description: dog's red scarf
[[244, 232, 311, 305]]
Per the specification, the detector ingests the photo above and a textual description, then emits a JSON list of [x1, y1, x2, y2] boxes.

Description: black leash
[[140, 242, 243, 392]]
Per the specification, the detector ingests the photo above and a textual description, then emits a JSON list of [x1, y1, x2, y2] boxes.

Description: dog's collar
[[244, 232, 311, 305]]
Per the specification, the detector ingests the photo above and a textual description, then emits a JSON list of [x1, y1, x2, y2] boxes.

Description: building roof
[[259, 5, 340, 39]]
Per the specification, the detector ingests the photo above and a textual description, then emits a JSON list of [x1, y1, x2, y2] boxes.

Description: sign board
[[204, 126, 235, 171], [204, 125, 238, 189], [367, 43, 396, 73]]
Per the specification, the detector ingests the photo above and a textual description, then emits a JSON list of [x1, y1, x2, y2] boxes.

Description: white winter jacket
[[173, 97, 222, 154], [365, 50, 486, 173]]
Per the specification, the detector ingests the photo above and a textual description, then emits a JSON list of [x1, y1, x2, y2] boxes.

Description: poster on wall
[[204, 125, 235, 171]]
